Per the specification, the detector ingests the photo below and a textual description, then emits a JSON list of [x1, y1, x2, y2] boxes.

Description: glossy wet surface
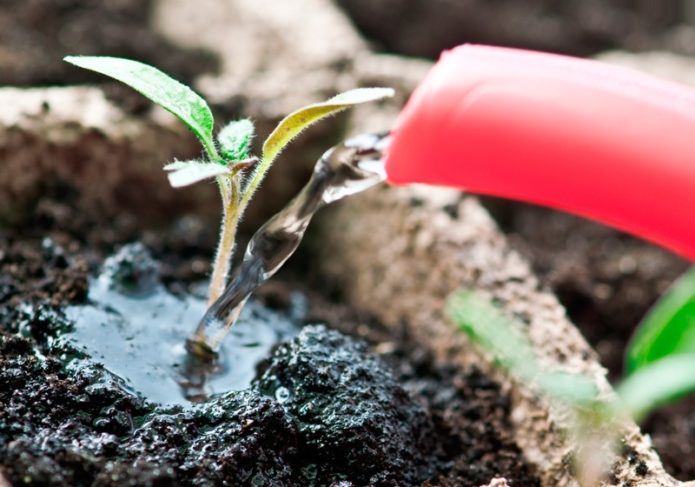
[[59, 243, 299, 406]]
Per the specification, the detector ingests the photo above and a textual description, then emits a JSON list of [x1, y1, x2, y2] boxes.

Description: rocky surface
[[257, 325, 440, 485]]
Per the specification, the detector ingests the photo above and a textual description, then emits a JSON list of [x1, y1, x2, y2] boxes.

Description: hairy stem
[[207, 176, 241, 306], [238, 157, 269, 212]]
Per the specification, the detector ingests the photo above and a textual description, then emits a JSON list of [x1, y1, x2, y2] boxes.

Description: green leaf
[[240, 87, 394, 209], [163, 160, 229, 188], [536, 371, 603, 406], [446, 290, 599, 406], [218, 119, 255, 161], [626, 268, 695, 374], [617, 355, 695, 422], [64, 56, 217, 157], [262, 87, 394, 167]]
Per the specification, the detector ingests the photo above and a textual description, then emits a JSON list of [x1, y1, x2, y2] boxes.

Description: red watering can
[[385, 45, 695, 261]]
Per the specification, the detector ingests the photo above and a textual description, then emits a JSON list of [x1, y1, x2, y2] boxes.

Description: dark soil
[[642, 396, 695, 481], [482, 199, 695, 481], [0, 185, 539, 485], [337, 0, 688, 58], [331, 0, 695, 478], [0, 0, 217, 111], [256, 325, 439, 486]]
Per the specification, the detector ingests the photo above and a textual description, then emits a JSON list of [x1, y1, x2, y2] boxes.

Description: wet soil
[[483, 199, 695, 481], [0, 184, 539, 485]]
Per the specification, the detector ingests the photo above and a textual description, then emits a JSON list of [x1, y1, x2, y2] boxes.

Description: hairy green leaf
[[163, 160, 229, 188], [240, 87, 394, 208], [64, 56, 217, 157], [218, 119, 255, 162], [446, 290, 599, 406], [617, 355, 695, 421], [626, 268, 695, 374]]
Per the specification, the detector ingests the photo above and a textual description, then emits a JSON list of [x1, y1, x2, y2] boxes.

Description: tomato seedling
[[65, 55, 393, 305]]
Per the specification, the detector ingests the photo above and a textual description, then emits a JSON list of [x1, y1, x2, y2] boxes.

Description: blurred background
[[4, 0, 695, 86], [3, 0, 695, 356], [340, 0, 695, 57]]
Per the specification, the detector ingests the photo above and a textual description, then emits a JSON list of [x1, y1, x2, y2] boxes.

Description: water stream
[[188, 132, 390, 357]]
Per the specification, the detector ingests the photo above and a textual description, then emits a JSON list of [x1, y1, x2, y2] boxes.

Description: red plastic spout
[[385, 45, 695, 261]]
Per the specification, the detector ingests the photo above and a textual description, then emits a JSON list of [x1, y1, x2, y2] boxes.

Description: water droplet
[[274, 386, 290, 403], [301, 464, 317, 480]]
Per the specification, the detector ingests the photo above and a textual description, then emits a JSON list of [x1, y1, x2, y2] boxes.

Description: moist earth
[[0, 186, 539, 486]]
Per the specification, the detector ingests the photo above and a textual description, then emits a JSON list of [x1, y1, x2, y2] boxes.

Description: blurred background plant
[[447, 280, 695, 484]]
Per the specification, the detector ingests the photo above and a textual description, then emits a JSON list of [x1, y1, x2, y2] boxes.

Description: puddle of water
[[57, 249, 300, 407]]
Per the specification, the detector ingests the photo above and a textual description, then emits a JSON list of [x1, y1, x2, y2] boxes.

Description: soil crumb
[[257, 325, 440, 486]]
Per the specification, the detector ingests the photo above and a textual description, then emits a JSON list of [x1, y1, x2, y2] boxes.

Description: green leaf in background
[[64, 56, 217, 157], [616, 355, 695, 422], [536, 371, 604, 407], [218, 119, 255, 162], [446, 290, 535, 374], [626, 268, 695, 374], [240, 87, 395, 208], [446, 290, 599, 406], [163, 160, 229, 188]]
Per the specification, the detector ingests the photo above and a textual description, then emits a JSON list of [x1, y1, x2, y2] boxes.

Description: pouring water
[[187, 132, 390, 358]]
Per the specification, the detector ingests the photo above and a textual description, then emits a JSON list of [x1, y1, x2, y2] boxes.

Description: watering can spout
[[384, 44, 695, 261]]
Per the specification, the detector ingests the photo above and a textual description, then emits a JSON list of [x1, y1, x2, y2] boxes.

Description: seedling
[[447, 288, 695, 484], [64, 56, 393, 305], [619, 266, 695, 420], [445, 291, 600, 407], [446, 291, 612, 486], [626, 267, 695, 373]]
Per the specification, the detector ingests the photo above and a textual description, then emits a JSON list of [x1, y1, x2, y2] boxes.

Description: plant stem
[[207, 176, 241, 306], [202, 139, 222, 165], [238, 158, 268, 212]]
